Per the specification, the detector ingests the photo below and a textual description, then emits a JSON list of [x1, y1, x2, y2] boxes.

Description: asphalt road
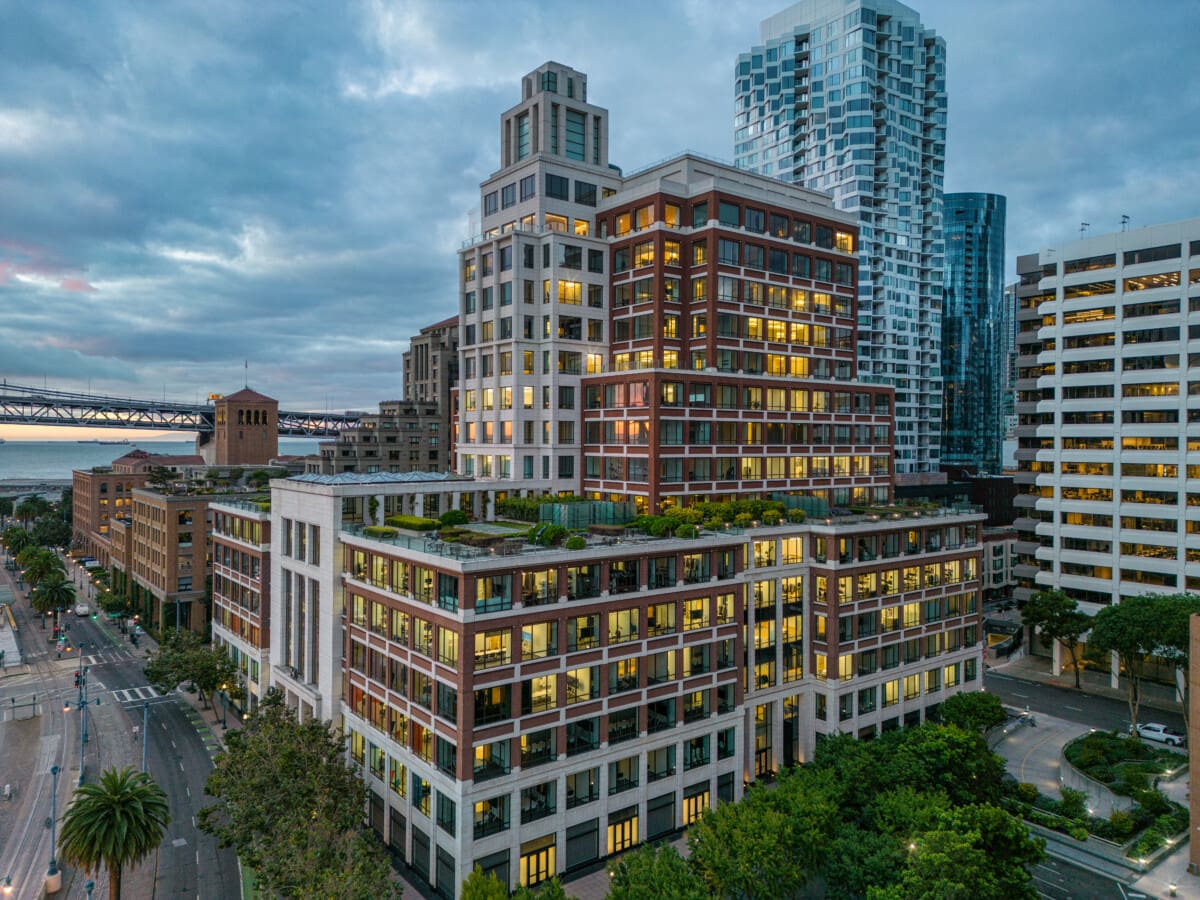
[[1, 579, 239, 900], [67, 611, 241, 900], [984, 669, 1185, 735]]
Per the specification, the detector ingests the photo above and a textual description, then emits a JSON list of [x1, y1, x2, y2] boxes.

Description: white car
[[1134, 722, 1186, 747], [74, 603, 89, 617]]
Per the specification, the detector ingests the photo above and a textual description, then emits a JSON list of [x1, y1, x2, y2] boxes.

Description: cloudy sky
[[2, 0, 1198, 438]]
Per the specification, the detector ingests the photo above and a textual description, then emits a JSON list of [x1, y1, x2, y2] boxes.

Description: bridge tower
[[203, 388, 279, 466]]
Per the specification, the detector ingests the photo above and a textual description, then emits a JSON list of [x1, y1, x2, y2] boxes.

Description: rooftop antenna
[[1121, 214, 1130, 232], [1080, 222, 1089, 238], [244, 359, 249, 389]]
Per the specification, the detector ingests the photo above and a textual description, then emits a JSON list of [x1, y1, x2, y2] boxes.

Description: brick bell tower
[[208, 388, 279, 466]]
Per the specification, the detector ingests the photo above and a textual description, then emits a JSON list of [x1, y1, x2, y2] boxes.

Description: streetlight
[[64, 686, 101, 787], [46, 765, 61, 893], [3, 874, 12, 895], [85, 879, 94, 900], [219, 684, 228, 730]]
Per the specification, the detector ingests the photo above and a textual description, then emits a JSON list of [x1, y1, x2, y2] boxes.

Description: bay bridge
[[0, 382, 361, 437]]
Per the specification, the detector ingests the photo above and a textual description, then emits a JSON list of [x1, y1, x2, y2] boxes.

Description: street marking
[[172, 837, 187, 848], [111, 685, 160, 704], [179, 761, 185, 772], [1064, 705, 1083, 711], [1010, 691, 1028, 698], [186, 786, 191, 799]]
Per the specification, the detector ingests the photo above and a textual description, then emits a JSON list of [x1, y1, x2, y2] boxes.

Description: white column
[[1110, 649, 1120, 690], [414, 494, 425, 518], [1051, 637, 1062, 677]]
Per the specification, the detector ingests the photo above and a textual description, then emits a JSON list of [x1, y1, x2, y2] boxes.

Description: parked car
[[1132, 722, 1186, 746]]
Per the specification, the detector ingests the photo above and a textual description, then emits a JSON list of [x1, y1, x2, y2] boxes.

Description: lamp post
[[65, 686, 101, 787], [219, 685, 228, 730], [85, 879, 94, 900], [46, 765, 61, 893]]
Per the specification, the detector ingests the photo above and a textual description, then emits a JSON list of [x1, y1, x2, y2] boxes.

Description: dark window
[[483, 192, 498, 216], [575, 181, 597, 206], [1123, 244, 1180, 266], [718, 202, 740, 227], [546, 174, 570, 200], [692, 202, 708, 227], [501, 184, 516, 209], [815, 225, 834, 249], [520, 174, 537, 201], [587, 249, 604, 273], [744, 208, 765, 232]]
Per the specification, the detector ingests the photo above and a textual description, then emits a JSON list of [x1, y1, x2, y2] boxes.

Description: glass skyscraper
[[941, 192, 1007, 474], [734, 0, 947, 476]]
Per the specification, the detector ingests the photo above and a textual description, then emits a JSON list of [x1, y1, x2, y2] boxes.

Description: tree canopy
[[1021, 589, 1091, 688], [198, 691, 398, 899], [625, 719, 1043, 900], [144, 629, 239, 711], [1088, 595, 1171, 736], [58, 766, 170, 900], [939, 691, 1007, 735]]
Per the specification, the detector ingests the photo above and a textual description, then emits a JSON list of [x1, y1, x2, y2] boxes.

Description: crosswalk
[[85, 649, 137, 666], [111, 685, 162, 704]]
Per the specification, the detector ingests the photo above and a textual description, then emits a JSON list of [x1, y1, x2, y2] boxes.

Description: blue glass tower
[[734, 0, 948, 476], [941, 192, 1007, 473]]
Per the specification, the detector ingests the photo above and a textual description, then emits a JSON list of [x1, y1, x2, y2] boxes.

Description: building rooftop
[[289, 471, 469, 486]]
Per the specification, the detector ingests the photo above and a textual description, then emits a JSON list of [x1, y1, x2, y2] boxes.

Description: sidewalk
[[989, 649, 1183, 717]]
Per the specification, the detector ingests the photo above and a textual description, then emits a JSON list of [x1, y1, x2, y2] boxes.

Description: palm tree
[[33, 572, 76, 621], [2, 525, 35, 557], [21, 548, 65, 587], [58, 767, 170, 900]]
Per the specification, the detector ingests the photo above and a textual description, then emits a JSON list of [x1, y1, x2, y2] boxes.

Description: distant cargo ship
[[77, 439, 132, 445]]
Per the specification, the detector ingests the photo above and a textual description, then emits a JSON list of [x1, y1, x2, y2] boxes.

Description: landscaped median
[[1003, 729, 1189, 869]]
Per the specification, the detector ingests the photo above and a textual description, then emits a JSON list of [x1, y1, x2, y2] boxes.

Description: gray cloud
[[1, 0, 1197, 417]]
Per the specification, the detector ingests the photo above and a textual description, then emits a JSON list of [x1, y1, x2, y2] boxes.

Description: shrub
[[1016, 782, 1040, 805], [786, 508, 807, 523], [734, 513, 753, 527], [1122, 768, 1151, 793], [565, 536, 587, 551], [1059, 787, 1087, 820], [439, 509, 469, 527], [363, 525, 399, 538], [1069, 825, 1089, 842], [761, 508, 782, 525], [384, 515, 439, 531], [674, 524, 699, 540], [1136, 789, 1171, 817], [1108, 809, 1135, 839]]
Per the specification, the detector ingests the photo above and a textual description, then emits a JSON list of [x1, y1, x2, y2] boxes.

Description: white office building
[[1014, 219, 1200, 612]]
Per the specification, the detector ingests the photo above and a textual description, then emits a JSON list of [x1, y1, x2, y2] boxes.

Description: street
[[0, 564, 240, 900], [985, 669, 1185, 735]]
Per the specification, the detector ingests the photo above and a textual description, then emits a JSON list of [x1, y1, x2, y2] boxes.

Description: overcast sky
[[2, 0, 1198, 435]]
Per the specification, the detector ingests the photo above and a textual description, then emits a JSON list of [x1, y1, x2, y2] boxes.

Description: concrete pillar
[[1110, 649, 1120, 690], [452, 492, 461, 515], [1051, 638, 1062, 677], [414, 494, 425, 518]]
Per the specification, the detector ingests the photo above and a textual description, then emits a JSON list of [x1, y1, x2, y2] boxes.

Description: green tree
[[606, 843, 706, 899], [2, 524, 36, 556], [1153, 592, 1200, 734], [198, 691, 398, 899], [14, 495, 51, 526], [940, 691, 1007, 735], [32, 571, 76, 619], [144, 629, 238, 712], [19, 546, 64, 586], [462, 865, 510, 900], [57, 766, 170, 900], [512, 877, 571, 900], [688, 770, 837, 899], [1088, 595, 1168, 737], [1021, 589, 1091, 689], [32, 513, 72, 549]]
